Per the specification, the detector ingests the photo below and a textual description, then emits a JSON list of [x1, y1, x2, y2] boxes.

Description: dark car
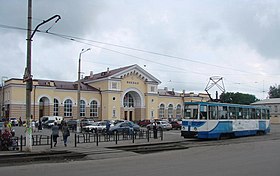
[[66, 119, 78, 130], [170, 121, 182, 130], [109, 121, 140, 134], [137, 120, 151, 127]]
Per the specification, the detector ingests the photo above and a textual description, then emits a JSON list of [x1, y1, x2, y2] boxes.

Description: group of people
[[51, 121, 70, 147], [0, 121, 15, 151]]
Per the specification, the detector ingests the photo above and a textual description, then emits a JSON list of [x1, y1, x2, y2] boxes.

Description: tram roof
[[184, 101, 269, 109]]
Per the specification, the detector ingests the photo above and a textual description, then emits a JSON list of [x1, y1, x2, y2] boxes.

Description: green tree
[[268, 85, 280, 98], [220, 92, 259, 105]]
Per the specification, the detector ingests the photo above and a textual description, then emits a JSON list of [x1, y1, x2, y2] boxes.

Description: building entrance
[[123, 90, 142, 121], [124, 110, 133, 121]]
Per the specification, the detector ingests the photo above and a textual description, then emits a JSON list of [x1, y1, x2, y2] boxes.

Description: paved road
[[0, 125, 279, 176], [0, 133, 279, 176]]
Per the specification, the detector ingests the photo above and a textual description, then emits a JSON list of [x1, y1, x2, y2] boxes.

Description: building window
[[151, 86, 155, 92], [80, 100, 86, 117], [90, 100, 98, 117], [123, 93, 134, 107], [113, 109, 116, 117], [151, 110, 154, 118], [112, 82, 117, 89], [168, 104, 174, 119], [53, 98, 59, 116], [275, 105, 278, 112], [113, 97, 116, 101], [64, 99, 72, 117], [176, 104, 181, 119], [159, 104, 165, 118]]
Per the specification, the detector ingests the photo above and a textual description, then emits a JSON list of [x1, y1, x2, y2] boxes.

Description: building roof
[[37, 80, 99, 91], [83, 65, 134, 82], [83, 64, 161, 84], [251, 98, 280, 105]]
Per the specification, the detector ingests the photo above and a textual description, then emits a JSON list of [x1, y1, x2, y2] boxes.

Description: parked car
[[41, 116, 64, 126], [137, 120, 151, 127], [170, 121, 182, 130], [82, 121, 107, 133], [109, 121, 140, 134], [146, 121, 172, 131], [9, 117, 18, 126], [80, 119, 95, 127], [42, 120, 55, 128], [66, 119, 78, 130]]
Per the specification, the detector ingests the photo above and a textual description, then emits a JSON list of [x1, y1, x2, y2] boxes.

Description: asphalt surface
[[1, 124, 279, 167]]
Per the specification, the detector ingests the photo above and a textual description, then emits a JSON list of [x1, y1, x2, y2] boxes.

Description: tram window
[[218, 106, 227, 119], [256, 109, 261, 119], [208, 106, 218, 120], [261, 109, 266, 119], [229, 107, 236, 119], [185, 109, 191, 119], [243, 108, 249, 119], [199, 105, 207, 120], [184, 105, 198, 119], [251, 109, 256, 119], [237, 108, 243, 119]]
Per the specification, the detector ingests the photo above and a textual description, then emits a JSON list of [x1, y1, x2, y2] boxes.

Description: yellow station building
[[1, 64, 209, 121]]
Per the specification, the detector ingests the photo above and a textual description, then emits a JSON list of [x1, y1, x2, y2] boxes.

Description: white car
[[147, 121, 172, 131], [82, 121, 107, 133]]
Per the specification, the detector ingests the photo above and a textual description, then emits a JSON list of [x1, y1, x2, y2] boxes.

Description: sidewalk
[[0, 128, 184, 165]]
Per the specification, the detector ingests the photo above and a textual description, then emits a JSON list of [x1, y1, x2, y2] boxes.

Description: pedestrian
[[38, 120, 42, 131], [61, 122, 70, 147], [153, 120, 158, 139], [105, 121, 111, 134], [31, 120, 36, 132], [51, 122, 59, 147], [19, 117, 22, 126]]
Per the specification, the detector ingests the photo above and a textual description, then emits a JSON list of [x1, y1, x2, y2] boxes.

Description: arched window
[[168, 104, 174, 118], [176, 104, 182, 119], [64, 99, 72, 117], [159, 104, 165, 119], [123, 93, 134, 107], [53, 98, 59, 116], [90, 100, 98, 117], [80, 100, 86, 117]]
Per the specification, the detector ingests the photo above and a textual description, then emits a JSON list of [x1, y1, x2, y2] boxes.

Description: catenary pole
[[25, 0, 33, 152], [24, 0, 61, 151]]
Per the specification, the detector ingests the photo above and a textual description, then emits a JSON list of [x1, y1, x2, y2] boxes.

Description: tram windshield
[[184, 105, 198, 119]]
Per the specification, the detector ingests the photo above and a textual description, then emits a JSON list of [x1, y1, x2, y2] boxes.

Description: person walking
[[51, 122, 59, 147], [152, 120, 158, 139], [105, 120, 111, 134], [61, 122, 70, 147]]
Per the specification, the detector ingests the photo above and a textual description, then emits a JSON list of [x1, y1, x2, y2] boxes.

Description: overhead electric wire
[[0, 23, 276, 77]]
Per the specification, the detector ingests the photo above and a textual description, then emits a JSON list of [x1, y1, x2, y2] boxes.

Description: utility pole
[[24, 0, 61, 151], [24, 0, 33, 152], [76, 48, 90, 132]]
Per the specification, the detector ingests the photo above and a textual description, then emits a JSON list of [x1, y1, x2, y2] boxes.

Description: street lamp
[[76, 48, 90, 132]]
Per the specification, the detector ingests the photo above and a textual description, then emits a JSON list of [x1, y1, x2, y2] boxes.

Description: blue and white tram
[[181, 102, 270, 139]]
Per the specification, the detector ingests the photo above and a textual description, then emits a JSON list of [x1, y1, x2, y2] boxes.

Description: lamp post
[[76, 48, 90, 132]]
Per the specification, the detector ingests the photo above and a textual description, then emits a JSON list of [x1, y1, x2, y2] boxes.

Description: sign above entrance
[[127, 81, 139, 85]]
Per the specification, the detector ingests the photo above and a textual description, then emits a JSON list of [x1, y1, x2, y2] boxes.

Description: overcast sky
[[1, 0, 280, 99]]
